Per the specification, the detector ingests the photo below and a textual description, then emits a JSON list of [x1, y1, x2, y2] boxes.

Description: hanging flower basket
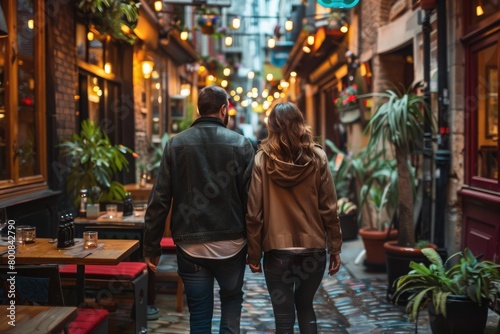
[[197, 14, 220, 35], [335, 84, 361, 124]]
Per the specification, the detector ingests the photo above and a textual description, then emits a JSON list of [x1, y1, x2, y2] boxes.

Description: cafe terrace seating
[[59, 261, 148, 334], [0, 264, 109, 334]]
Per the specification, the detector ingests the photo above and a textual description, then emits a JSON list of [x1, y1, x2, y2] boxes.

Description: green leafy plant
[[393, 247, 500, 322], [326, 139, 397, 231], [362, 82, 433, 247], [76, 0, 140, 44], [59, 119, 134, 207], [337, 197, 357, 215]]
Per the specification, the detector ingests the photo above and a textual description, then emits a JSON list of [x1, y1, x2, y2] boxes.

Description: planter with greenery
[[59, 119, 134, 208], [195, 7, 220, 35], [337, 197, 358, 241], [76, 0, 140, 44], [326, 139, 398, 266], [393, 247, 500, 333], [362, 83, 436, 296]]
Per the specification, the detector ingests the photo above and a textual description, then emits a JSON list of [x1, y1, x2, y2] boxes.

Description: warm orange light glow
[[476, 5, 484, 16]]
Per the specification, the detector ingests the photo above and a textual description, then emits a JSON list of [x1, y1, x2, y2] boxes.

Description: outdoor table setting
[[0, 237, 139, 306], [0, 305, 78, 333]]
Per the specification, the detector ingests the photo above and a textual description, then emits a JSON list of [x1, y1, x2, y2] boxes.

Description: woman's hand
[[249, 262, 262, 273], [328, 254, 341, 276]]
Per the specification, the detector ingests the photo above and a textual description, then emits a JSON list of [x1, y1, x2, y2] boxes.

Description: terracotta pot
[[384, 241, 437, 304], [359, 228, 398, 271]]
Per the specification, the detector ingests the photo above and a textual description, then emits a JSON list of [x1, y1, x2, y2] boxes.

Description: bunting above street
[[317, 0, 360, 8]]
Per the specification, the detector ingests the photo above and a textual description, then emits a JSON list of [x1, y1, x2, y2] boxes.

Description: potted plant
[[335, 84, 362, 124], [337, 197, 358, 241], [393, 247, 500, 333], [59, 119, 134, 208], [195, 7, 220, 35], [362, 82, 436, 298], [76, 0, 140, 44], [326, 139, 398, 264]]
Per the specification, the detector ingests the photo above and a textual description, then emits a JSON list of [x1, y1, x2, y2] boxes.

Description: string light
[[231, 17, 241, 30], [267, 37, 276, 49]]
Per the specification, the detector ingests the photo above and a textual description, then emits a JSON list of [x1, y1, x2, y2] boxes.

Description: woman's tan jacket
[[246, 145, 342, 265]]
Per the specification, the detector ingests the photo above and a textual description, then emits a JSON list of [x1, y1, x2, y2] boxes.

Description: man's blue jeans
[[176, 246, 246, 334]]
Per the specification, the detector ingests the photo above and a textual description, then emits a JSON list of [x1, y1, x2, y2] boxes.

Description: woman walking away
[[246, 102, 342, 334]]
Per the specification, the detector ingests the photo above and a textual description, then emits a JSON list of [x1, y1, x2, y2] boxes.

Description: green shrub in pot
[[393, 247, 500, 332]]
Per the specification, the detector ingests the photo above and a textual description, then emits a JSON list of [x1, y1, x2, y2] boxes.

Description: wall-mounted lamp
[[180, 83, 191, 96], [154, 1, 163, 12], [104, 62, 112, 74], [87, 31, 94, 41], [141, 60, 154, 79], [285, 18, 293, 32], [476, 1, 484, 16], [180, 29, 189, 41], [340, 23, 349, 33], [224, 35, 233, 46], [0, 4, 8, 37], [307, 35, 315, 46], [302, 45, 311, 53]]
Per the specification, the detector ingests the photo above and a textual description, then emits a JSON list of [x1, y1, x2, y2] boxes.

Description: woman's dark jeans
[[263, 249, 327, 334], [177, 246, 246, 334]]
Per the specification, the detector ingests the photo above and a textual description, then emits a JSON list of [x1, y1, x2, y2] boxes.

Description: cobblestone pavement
[[144, 239, 431, 334], [108, 239, 499, 333]]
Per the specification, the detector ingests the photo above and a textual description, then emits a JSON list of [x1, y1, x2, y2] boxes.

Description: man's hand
[[145, 256, 161, 272], [328, 254, 341, 276]]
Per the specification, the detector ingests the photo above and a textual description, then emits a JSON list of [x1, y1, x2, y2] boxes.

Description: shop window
[[467, 37, 499, 191], [468, 0, 500, 28], [0, 0, 47, 196], [75, 22, 118, 77]]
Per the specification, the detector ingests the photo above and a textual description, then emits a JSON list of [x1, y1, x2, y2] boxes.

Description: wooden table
[[0, 305, 77, 333], [124, 183, 153, 202], [74, 213, 145, 260], [0, 238, 139, 306]]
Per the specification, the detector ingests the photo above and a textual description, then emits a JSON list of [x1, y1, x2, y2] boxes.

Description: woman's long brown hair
[[260, 102, 316, 165]]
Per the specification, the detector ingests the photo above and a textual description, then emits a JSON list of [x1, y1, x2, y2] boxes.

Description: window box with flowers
[[335, 84, 361, 124], [196, 8, 220, 35]]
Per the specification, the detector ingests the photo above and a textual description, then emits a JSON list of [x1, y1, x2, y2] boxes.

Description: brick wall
[[50, 2, 77, 141]]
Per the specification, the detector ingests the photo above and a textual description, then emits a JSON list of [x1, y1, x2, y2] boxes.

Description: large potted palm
[[363, 83, 436, 300]]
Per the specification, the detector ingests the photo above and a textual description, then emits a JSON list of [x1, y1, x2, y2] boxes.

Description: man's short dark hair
[[198, 86, 228, 116]]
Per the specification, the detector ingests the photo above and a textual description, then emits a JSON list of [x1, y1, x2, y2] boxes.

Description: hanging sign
[[318, 0, 360, 8]]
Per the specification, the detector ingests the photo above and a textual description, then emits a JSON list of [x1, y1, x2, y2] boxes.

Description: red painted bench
[[67, 308, 109, 334], [59, 262, 148, 333]]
